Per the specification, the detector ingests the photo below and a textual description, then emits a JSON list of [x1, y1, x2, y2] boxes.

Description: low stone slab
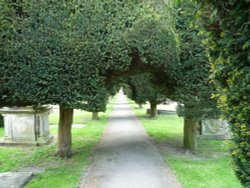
[[0, 172, 33, 188], [146, 109, 177, 115]]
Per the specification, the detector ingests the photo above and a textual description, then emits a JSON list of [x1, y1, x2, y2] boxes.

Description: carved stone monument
[[201, 119, 231, 139], [0, 106, 53, 146]]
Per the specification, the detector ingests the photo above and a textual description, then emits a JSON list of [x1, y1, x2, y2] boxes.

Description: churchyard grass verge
[[0, 98, 115, 188], [129, 100, 242, 188], [0, 128, 3, 138]]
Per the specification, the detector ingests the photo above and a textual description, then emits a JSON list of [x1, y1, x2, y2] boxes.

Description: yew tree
[[0, 0, 111, 157], [1, 0, 89, 157], [195, 1, 250, 186], [172, 1, 219, 151], [82, 75, 108, 120]]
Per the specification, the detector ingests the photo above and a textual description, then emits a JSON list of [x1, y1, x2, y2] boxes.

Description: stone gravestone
[[201, 119, 231, 139], [0, 106, 53, 146]]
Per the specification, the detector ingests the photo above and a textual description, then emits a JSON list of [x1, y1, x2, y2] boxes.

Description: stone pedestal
[[0, 106, 53, 146], [201, 119, 231, 140]]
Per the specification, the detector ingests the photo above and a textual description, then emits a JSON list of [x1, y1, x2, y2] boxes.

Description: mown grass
[[129, 100, 242, 188], [0, 98, 115, 188], [48, 107, 93, 126], [0, 128, 3, 138]]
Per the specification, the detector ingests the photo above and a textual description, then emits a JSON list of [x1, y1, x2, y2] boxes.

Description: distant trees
[[126, 74, 167, 117]]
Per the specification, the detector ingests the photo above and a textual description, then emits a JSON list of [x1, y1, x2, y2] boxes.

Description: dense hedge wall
[[196, 1, 250, 186]]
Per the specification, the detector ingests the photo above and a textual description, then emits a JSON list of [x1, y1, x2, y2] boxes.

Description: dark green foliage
[[126, 18, 179, 70], [0, 115, 3, 128], [126, 74, 167, 107], [81, 76, 108, 113], [1, 0, 89, 107], [0, 0, 179, 110], [0, 0, 129, 109], [173, 2, 219, 120], [196, 1, 250, 186], [0, 0, 25, 106]]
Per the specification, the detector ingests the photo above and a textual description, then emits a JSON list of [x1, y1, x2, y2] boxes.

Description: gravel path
[[79, 93, 181, 188]]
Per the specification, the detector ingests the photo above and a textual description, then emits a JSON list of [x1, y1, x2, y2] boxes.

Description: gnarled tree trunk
[[92, 112, 99, 120], [57, 105, 73, 158], [183, 117, 198, 151], [149, 101, 157, 117]]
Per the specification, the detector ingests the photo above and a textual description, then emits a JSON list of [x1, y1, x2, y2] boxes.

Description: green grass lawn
[[0, 99, 115, 188], [48, 107, 93, 126], [129, 101, 242, 188], [0, 128, 3, 138]]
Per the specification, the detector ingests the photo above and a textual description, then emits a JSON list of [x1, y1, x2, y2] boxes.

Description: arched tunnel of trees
[[0, 0, 249, 186]]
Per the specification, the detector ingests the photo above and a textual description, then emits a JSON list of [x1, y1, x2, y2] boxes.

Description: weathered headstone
[[201, 119, 231, 139], [0, 106, 53, 146]]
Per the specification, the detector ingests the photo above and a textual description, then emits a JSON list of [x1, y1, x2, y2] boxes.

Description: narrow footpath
[[80, 92, 181, 188]]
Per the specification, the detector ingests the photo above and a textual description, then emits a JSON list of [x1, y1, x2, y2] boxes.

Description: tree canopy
[[0, 0, 180, 157], [173, 1, 219, 120]]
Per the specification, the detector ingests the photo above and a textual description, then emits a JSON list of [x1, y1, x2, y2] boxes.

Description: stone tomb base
[[0, 106, 53, 146]]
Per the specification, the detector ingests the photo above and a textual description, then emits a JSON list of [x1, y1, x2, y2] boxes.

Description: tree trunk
[[139, 104, 143, 109], [92, 112, 99, 120], [57, 106, 73, 158], [149, 101, 157, 117], [183, 117, 197, 151]]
